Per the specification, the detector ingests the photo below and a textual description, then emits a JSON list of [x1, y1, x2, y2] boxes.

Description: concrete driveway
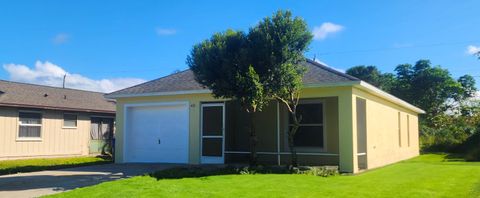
[[0, 163, 180, 198]]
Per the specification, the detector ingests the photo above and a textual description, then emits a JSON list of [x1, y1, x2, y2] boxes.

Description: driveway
[[0, 163, 180, 198]]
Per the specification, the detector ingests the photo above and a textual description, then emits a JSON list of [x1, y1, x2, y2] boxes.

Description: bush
[[291, 166, 339, 177], [149, 165, 339, 180]]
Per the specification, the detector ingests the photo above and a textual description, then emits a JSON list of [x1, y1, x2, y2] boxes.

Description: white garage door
[[124, 102, 189, 163]]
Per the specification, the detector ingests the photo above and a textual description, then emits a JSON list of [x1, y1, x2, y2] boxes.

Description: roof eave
[[0, 103, 116, 114], [106, 80, 425, 114], [105, 89, 212, 99], [354, 81, 426, 114]]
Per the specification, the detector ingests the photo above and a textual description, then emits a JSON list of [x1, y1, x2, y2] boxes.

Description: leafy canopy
[[187, 30, 266, 112], [346, 65, 395, 92], [248, 10, 313, 109]]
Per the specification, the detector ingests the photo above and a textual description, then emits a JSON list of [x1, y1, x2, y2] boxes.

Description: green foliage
[[346, 60, 479, 156], [188, 10, 312, 166], [391, 60, 464, 120], [148, 165, 338, 180], [346, 65, 395, 92], [290, 166, 339, 177], [457, 75, 477, 100], [0, 156, 111, 175], [187, 30, 267, 112], [246, 10, 313, 167], [248, 10, 313, 100]]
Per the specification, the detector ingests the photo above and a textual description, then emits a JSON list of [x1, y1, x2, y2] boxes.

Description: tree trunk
[[249, 111, 258, 166], [288, 111, 300, 167]]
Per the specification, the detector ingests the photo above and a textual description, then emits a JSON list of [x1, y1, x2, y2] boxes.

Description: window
[[18, 112, 42, 139], [63, 114, 77, 128], [407, 114, 410, 147], [398, 112, 402, 147], [289, 101, 324, 148]]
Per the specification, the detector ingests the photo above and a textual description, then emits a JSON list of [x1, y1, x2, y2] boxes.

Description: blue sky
[[0, 0, 479, 92]]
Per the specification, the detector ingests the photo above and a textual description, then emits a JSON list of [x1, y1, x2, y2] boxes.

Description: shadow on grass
[[0, 156, 112, 176]]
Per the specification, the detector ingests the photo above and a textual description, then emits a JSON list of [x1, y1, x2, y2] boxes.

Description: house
[[0, 80, 116, 160], [106, 59, 425, 173]]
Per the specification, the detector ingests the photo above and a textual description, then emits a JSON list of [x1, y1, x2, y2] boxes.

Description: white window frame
[[287, 99, 327, 152], [63, 113, 78, 129], [17, 110, 43, 141]]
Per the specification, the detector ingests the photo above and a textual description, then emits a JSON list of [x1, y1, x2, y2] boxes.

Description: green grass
[[0, 156, 111, 175], [48, 154, 480, 198]]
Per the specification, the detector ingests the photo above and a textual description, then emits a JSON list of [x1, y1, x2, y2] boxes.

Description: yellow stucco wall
[[114, 86, 355, 167], [0, 107, 93, 160], [352, 87, 420, 170], [114, 85, 421, 173]]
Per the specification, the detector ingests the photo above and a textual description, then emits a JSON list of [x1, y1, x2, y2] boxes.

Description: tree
[[189, 10, 313, 166], [457, 75, 477, 100], [187, 30, 268, 165], [248, 10, 313, 166], [346, 65, 395, 92]]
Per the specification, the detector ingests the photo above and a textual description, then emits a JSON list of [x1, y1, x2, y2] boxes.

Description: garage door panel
[[125, 103, 189, 163]]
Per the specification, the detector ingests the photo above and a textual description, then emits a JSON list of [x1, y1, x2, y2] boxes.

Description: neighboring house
[[106, 59, 425, 173], [0, 80, 116, 160]]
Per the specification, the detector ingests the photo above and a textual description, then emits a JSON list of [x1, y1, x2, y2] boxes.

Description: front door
[[201, 103, 225, 164]]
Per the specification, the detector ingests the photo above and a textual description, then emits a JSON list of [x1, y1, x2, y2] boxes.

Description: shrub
[[291, 166, 339, 177], [149, 165, 339, 180]]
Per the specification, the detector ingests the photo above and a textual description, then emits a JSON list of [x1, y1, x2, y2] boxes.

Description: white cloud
[[312, 22, 344, 40], [155, 28, 177, 36], [52, 33, 70, 44], [466, 45, 480, 55], [3, 61, 146, 93]]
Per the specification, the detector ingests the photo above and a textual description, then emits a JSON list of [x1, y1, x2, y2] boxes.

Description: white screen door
[[201, 103, 225, 164]]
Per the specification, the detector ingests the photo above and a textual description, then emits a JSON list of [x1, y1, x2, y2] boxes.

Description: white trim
[[123, 101, 190, 163], [107, 89, 211, 99], [17, 110, 43, 140], [200, 102, 225, 164], [15, 137, 42, 142], [202, 135, 223, 138], [108, 80, 424, 114], [224, 151, 339, 156], [357, 152, 367, 156], [356, 81, 425, 114], [302, 81, 360, 88]]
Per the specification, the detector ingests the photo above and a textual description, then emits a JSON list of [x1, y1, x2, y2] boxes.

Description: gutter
[[0, 102, 116, 114], [106, 80, 425, 114], [354, 81, 425, 114]]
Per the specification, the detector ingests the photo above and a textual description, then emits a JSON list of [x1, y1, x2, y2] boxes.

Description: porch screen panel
[[90, 120, 100, 140], [100, 120, 111, 139], [202, 106, 223, 136], [202, 138, 222, 156], [289, 102, 324, 148], [293, 126, 324, 147]]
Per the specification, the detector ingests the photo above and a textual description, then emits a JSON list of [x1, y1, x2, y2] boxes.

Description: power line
[[316, 40, 480, 56]]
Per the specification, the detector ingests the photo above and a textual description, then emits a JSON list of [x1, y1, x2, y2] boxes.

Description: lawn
[[0, 156, 111, 175], [48, 154, 480, 198]]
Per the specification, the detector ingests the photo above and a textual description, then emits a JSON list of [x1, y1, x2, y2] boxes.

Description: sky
[[0, 0, 479, 93]]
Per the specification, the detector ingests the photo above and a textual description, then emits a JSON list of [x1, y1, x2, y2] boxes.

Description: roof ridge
[[305, 59, 360, 81], [106, 69, 190, 95], [0, 79, 107, 94]]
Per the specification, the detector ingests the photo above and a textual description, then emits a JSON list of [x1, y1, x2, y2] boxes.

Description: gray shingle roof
[[0, 80, 116, 113], [107, 59, 359, 97]]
